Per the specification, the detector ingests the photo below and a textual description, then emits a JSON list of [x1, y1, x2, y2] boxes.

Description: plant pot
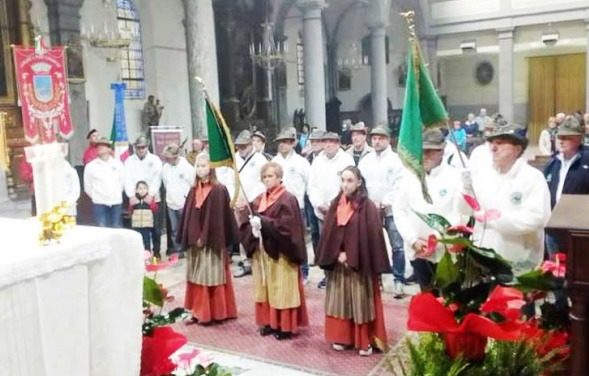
[[443, 332, 488, 362]]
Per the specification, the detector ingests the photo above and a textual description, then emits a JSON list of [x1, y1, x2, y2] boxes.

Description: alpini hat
[[274, 127, 297, 142], [134, 136, 149, 147], [322, 132, 341, 141], [557, 117, 583, 137], [369, 125, 391, 137], [95, 137, 112, 147], [309, 129, 325, 140], [486, 121, 528, 148], [234, 130, 252, 145], [350, 121, 368, 134], [422, 128, 446, 150], [252, 130, 266, 142], [162, 143, 180, 158]]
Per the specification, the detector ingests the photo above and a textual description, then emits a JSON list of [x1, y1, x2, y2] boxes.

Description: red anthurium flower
[[553, 253, 566, 263], [141, 326, 188, 376], [474, 208, 502, 223], [449, 244, 466, 253], [447, 225, 474, 235], [463, 194, 481, 211], [480, 286, 525, 322], [174, 348, 201, 370], [146, 254, 179, 272], [541, 260, 566, 278], [427, 234, 438, 254]]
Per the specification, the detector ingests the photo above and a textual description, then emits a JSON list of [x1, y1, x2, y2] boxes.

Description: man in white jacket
[[234, 129, 268, 278], [346, 122, 373, 166], [84, 138, 125, 228], [162, 143, 195, 257], [308, 132, 354, 288], [394, 128, 464, 291], [463, 122, 551, 275], [124, 136, 163, 256], [272, 127, 311, 281], [359, 125, 406, 297]]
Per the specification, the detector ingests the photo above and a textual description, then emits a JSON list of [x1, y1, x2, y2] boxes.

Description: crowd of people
[[26, 107, 589, 356]]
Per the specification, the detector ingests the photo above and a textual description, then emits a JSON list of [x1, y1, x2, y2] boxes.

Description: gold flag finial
[[400, 10, 416, 40]]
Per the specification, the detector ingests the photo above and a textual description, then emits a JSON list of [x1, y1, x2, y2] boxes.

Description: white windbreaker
[[84, 157, 125, 206], [236, 151, 267, 203], [465, 158, 551, 274], [358, 146, 404, 217], [124, 152, 162, 201], [394, 163, 465, 262], [308, 149, 354, 220], [272, 150, 310, 208], [162, 157, 195, 210]]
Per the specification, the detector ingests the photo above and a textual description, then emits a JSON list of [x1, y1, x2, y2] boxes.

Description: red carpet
[[170, 276, 408, 376]]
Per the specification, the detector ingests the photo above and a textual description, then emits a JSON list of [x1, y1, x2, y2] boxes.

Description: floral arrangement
[[38, 201, 75, 244], [141, 253, 232, 376], [390, 194, 570, 375]]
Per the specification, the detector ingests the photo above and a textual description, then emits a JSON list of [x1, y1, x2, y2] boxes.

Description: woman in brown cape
[[316, 166, 390, 356], [177, 153, 239, 324], [240, 162, 309, 340]]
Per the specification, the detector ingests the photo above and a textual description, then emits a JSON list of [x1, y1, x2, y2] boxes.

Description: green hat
[[350, 121, 368, 134], [557, 117, 583, 137], [274, 127, 297, 142], [162, 143, 180, 158], [369, 125, 391, 137], [309, 129, 325, 140], [322, 132, 341, 141], [234, 130, 252, 145], [134, 136, 149, 147], [422, 128, 446, 150], [486, 121, 528, 148], [252, 130, 266, 142]]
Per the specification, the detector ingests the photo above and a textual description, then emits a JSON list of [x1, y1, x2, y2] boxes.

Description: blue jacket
[[543, 145, 589, 208]]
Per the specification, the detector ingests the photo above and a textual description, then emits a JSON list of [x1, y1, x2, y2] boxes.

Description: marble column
[[585, 21, 589, 112], [369, 25, 388, 126], [183, 0, 220, 138], [367, 0, 390, 127], [297, 0, 327, 130], [44, 0, 88, 166], [498, 27, 514, 121]]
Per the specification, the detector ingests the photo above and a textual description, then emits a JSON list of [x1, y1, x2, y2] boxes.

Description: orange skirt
[[325, 277, 387, 351], [255, 276, 309, 333], [184, 261, 237, 323]]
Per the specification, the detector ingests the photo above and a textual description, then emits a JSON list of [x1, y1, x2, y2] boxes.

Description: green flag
[[206, 98, 235, 167], [205, 97, 239, 205], [398, 41, 448, 203]]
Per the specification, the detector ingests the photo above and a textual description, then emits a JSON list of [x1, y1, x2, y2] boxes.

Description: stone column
[[183, 0, 220, 138], [585, 21, 589, 112], [44, 0, 88, 166], [367, 0, 390, 127], [498, 27, 514, 121], [297, 0, 327, 130]]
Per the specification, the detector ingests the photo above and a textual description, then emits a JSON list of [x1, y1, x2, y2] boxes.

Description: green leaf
[[438, 237, 474, 249], [435, 251, 460, 288], [468, 250, 514, 284], [143, 276, 164, 307], [513, 269, 563, 292], [412, 211, 451, 233]]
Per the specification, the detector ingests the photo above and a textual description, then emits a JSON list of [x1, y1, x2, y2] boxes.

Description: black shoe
[[259, 325, 274, 336], [406, 274, 417, 285], [233, 265, 252, 278], [274, 331, 292, 340]]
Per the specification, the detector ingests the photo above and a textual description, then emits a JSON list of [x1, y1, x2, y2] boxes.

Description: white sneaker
[[393, 281, 405, 299], [358, 346, 373, 356], [332, 343, 345, 351]]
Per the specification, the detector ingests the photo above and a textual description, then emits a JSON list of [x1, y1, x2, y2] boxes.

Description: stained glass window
[[117, 0, 145, 99]]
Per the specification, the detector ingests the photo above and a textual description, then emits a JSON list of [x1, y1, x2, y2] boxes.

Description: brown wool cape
[[316, 192, 390, 276], [177, 183, 238, 251], [240, 190, 307, 265]]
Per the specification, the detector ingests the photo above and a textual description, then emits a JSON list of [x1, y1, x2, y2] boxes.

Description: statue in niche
[[142, 95, 162, 132]]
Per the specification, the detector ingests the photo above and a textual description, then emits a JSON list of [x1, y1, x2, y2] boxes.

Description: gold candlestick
[[0, 112, 9, 172]]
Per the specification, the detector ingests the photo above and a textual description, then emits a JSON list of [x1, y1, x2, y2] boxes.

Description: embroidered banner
[[12, 43, 73, 144]]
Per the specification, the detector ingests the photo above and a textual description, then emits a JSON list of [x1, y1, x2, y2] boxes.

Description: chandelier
[[80, 0, 131, 50], [337, 42, 364, 70], [249, 21, 286, 71]]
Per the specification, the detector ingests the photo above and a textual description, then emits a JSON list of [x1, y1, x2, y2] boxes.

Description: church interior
[[1, 0, 588, 375]]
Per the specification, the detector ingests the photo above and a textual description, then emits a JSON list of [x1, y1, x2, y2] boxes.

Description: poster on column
[[12, 42, 73, 144], [151, 126, 183, 161]]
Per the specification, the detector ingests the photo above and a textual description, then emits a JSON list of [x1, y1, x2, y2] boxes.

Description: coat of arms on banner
[[12, 38, 73, 144]]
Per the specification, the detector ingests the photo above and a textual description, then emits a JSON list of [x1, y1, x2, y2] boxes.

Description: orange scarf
[[194, 181, 213, 209], [336, 194, 355, 226], [258, 184, 286, 213]]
